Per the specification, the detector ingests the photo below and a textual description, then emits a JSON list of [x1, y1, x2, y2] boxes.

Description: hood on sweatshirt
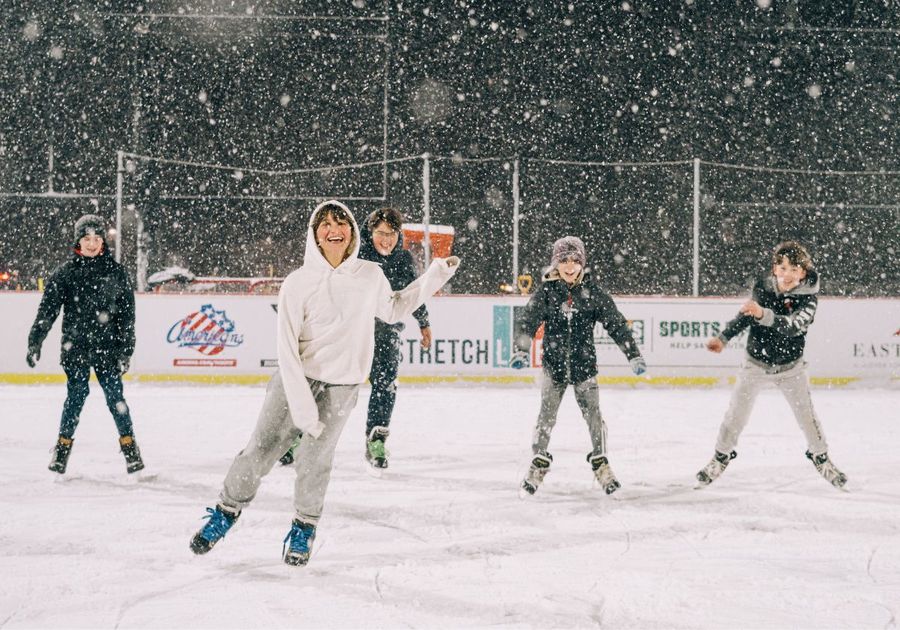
[[305, 200, 360, 270]]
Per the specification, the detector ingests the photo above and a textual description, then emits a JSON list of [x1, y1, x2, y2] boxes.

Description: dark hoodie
[[28, 244, 135, 365], [358, 222, 429, 333], [514, 268, 641, 384], [718, 270, 820, 367]]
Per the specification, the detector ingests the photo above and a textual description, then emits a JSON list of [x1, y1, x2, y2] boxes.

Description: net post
[[115, 150, 124, 264], [422, 152, 431, 267], [512, 157, 520, 287], [692, 157, 701, 297]]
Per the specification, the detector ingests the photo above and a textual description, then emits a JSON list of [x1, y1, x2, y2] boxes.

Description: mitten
[[629, 356, 647, 376], [509, 350, 529, 369], [26, 345, 41, 368]]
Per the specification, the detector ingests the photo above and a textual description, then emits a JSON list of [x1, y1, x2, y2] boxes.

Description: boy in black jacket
[[511, 236, 646, 496], [26, 214, 143, 475], [356, 208, 431, 472], [696, 241, 846, 489]]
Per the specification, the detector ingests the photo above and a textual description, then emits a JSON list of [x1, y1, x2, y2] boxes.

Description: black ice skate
[[520, 452, 553, 496], [119, 435, 145, 474], [279, 449, 295, 466], [48, 436, 73, 474], [190, 505, 240, 555], [696, 450, 737, 486], [588, 453, 621, 495], [806, 451, 848, 489], [279, 434, 302, 466], [365, 427, 390, 471]]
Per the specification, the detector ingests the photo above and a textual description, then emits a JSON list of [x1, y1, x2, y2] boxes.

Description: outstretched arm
[[375, 257, 459, 324]]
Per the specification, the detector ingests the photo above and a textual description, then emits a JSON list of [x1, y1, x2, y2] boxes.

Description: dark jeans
[[59, 357, 134, 439], [366, 329, 400, 436]]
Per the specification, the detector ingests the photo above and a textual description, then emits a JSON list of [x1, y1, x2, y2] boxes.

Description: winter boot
[[806, 451, 848, 489], [48, 436, 73, 474], [365, 427, 390, 470], [588, 453, 621, 495], [696, 450, 737, 486], [520, 451, 553, 496], [190, 505, 240, 555], [283, 519, 317, 566]]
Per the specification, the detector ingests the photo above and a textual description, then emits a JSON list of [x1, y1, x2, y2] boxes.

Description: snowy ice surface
[[1, 383, 898, 629]]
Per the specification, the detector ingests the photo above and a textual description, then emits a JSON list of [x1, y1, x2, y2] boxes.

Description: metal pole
[[692, 157, 700, 297], [512, 157, 520, 286], [136, 209, 147, 292], [47, 143, 55, 193], [115, 150, 124, 263], [422, 152, 431, 268], [381, 0, 389, 201]]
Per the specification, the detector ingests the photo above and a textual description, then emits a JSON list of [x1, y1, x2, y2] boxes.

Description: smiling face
[[371, 220, 400, 256], [78, 233, 104, 258], [772, 255, 807, 292], [557, 258, 583, 285], [315, 211, 353, 267]]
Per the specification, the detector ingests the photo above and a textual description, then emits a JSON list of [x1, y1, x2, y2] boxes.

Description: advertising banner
[[1, 293, 896, 387]]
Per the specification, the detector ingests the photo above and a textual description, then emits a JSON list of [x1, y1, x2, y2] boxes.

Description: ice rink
[[1, 382, 898, 629]]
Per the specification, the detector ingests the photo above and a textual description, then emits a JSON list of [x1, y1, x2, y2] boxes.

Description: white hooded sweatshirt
[[277, 200, 459, 438]]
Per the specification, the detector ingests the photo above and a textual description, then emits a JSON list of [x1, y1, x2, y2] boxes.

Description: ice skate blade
[[365, 464, 385, 479], [591, 479, 621, 496], [131, 470, 158, 483]]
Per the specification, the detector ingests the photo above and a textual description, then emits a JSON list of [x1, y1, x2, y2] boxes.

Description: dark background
[[1, 0, 897, 295]]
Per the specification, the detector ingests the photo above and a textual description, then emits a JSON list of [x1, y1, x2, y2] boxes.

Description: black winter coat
[[28, 248, 136, 365], [719, 270, 819, 367], [514, 270, 641, 384], [358, 223, 429, 335]]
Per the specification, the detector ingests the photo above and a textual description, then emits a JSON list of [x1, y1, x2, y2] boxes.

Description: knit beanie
[[73, 214, 107, 245], [550, 236, 586, 268]]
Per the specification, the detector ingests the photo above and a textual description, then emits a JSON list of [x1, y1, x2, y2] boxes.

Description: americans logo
[[167, 304, 245, 356]]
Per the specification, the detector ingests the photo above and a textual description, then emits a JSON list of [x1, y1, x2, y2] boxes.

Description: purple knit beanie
[[551, 236, 586, 268]]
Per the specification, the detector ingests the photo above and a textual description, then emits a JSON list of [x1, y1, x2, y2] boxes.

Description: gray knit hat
[[73, 214, 107, 245], [550, 236, 586, 268]]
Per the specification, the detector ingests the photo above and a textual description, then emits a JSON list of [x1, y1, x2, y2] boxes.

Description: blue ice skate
[[190, 505, 240, 555], [282, 519, 317, 566]]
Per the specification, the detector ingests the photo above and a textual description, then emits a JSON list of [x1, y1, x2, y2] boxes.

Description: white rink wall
[[1, 293, 897, 387]]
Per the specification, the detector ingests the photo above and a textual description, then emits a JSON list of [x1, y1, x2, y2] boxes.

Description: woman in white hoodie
[[190, 200, 459, 566]]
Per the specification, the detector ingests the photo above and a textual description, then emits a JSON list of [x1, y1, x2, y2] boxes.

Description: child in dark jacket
[[696, 240, 847, 489], [26, 214, 143, 475], [511, 236, 646, 496], [357, 208, 431, 471]]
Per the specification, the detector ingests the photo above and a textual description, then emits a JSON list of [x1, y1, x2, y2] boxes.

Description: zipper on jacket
[[564, 287, 573, 382]]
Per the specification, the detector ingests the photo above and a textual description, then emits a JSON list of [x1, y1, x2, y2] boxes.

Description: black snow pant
[[59, 355, 134, 440], [366, 328, 401, 437]]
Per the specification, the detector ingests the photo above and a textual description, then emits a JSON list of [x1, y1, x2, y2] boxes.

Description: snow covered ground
[[1, 382, 898, 629]]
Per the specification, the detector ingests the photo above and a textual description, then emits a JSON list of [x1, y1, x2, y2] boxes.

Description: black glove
[[26, 345, 41, 368], [118, 355, 131, 374]]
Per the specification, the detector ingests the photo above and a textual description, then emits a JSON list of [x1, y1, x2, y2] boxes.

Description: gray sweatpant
[[219, 370, 359, 524], [715, 360, 828, 455], [532, 371, 608, 458]]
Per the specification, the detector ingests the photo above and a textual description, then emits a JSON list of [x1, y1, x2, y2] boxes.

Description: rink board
[[1, 293, 897, 387]]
